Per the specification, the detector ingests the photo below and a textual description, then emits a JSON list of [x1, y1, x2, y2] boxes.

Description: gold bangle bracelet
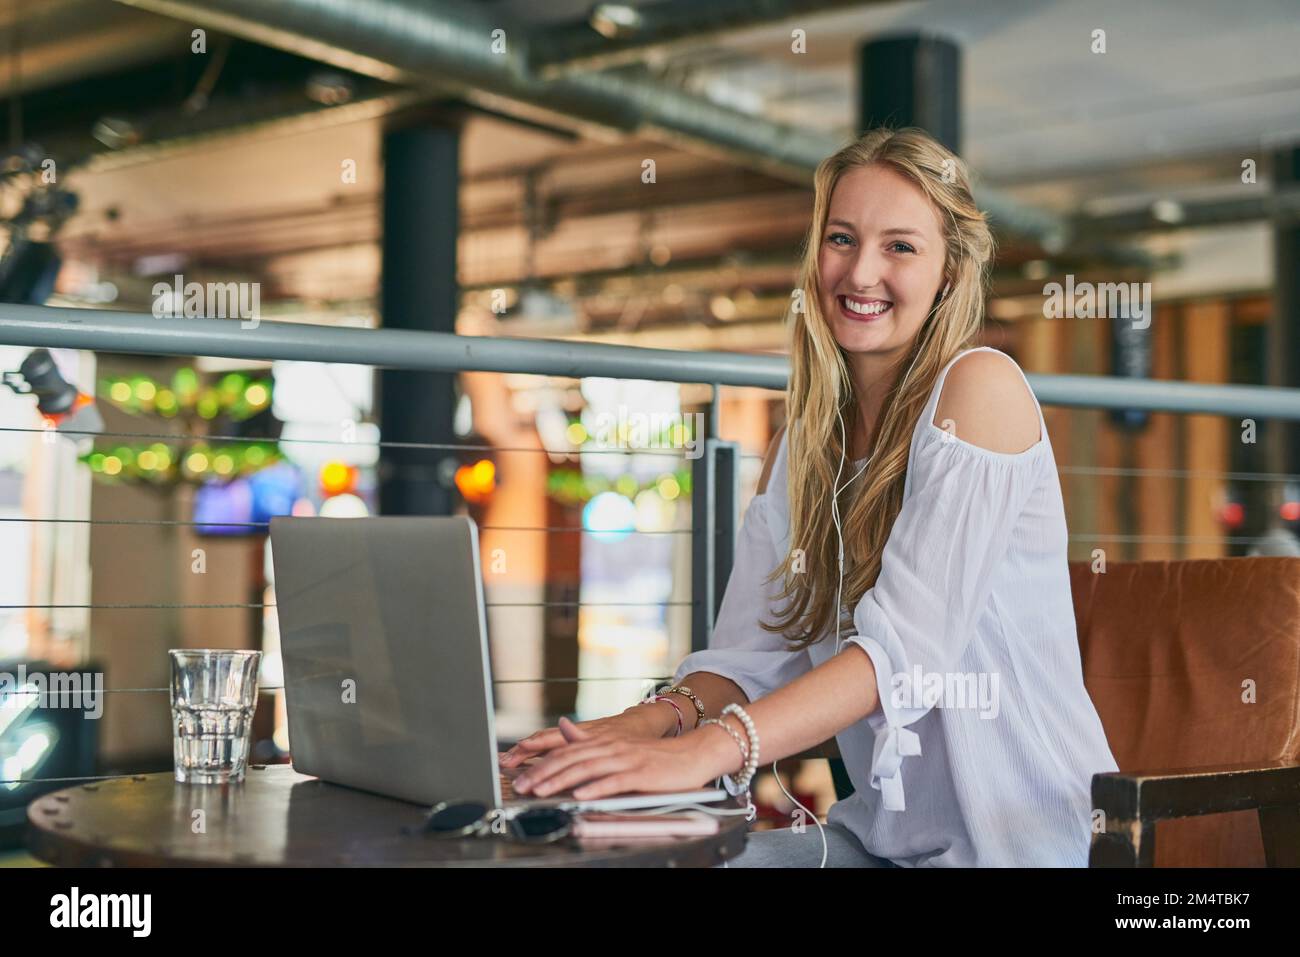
[[659, 684, 706, 728]]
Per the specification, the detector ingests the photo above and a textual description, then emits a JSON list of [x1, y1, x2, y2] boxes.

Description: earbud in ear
[[941, 281, 952, 299]]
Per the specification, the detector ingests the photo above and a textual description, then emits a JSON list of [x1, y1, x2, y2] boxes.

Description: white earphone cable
[[815, 333, 927, 866], [733, 288, 942, 868]]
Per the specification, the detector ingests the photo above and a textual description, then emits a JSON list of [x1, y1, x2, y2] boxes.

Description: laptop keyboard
[[499, 761, 573, 801], [499, 771, 519, 802]]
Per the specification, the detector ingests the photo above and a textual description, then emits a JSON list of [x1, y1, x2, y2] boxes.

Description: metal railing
[[4, 304, 1300, 418]]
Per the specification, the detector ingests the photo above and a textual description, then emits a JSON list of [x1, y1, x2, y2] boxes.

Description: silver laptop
[[268, 515, 727, 813]]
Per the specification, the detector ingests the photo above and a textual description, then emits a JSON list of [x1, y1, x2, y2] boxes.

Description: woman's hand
[[512, 721, 738, 800], [499, 706, 670, 769]]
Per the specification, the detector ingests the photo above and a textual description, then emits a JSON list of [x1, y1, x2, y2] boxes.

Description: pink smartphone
[[571, 812, 720, 839]]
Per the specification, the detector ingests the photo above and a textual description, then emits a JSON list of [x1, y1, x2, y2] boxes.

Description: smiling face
[[817, 163, 948, 366]]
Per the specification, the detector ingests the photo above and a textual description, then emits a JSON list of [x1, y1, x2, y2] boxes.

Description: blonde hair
[[761, 127, 995, 648]]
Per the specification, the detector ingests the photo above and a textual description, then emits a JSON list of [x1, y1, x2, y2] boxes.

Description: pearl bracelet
[[698, 717, 748, 773], [699, 704, 760, 795], [720, 703, 760, 792]]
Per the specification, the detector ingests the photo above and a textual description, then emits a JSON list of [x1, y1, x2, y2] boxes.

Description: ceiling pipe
[[526, 0, 891, 79], [111, 0, 1074, 249]]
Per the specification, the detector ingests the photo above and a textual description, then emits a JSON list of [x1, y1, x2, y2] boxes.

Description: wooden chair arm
[[1090, 761, 1300, 867]]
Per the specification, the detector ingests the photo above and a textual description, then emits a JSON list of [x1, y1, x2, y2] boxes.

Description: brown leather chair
[[1074, 557, 1300, 866]]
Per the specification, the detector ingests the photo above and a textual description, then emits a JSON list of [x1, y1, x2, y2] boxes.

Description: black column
[[858, 35, 961, 152], [1274, 147, 1300, 479], [376, 117, 460, 516]]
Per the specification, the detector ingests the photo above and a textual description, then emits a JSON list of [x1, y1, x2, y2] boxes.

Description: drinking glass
[[169, 649, 262, 784]]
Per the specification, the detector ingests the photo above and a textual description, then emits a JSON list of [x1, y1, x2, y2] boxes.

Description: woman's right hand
[[499, 704, 674, 768]]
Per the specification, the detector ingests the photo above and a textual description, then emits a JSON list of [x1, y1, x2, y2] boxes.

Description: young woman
[[501, 127, 1118, 867]]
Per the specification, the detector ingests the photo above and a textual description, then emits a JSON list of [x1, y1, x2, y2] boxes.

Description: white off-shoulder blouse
[[673, 345, 1118, 867]]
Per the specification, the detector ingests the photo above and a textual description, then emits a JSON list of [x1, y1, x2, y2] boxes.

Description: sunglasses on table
[[423, 800, 574, 844]]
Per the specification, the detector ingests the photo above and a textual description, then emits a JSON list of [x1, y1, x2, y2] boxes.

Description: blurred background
[[2, 0, 1300, 856]]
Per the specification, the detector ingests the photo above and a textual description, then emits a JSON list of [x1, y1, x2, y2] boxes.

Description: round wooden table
[[26, 764, 749, 867]]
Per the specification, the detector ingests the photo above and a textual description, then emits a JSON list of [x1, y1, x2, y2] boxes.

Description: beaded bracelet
[[720, 703, 760, 793], [699, 704, 759, 795], [698, 716, 749, 774]]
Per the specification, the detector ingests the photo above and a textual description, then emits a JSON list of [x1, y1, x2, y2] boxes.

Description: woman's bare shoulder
[[932, 350, 1041, 454]]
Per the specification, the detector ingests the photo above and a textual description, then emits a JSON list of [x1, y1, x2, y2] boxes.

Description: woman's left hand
[[512, 719, 732, 800]]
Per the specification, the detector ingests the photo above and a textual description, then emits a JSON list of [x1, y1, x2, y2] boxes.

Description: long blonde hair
[[761, 127, 995, 648]]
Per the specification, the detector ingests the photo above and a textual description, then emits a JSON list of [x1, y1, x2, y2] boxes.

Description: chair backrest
[[1069, 556, 1300, 866]]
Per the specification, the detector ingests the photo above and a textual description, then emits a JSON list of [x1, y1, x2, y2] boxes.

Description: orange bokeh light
[[455, 458, 496, 503], [320, 461, 356, 497]]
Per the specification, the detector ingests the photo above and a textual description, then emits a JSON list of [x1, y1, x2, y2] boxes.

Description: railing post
[[691, 437, 739, 653]]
